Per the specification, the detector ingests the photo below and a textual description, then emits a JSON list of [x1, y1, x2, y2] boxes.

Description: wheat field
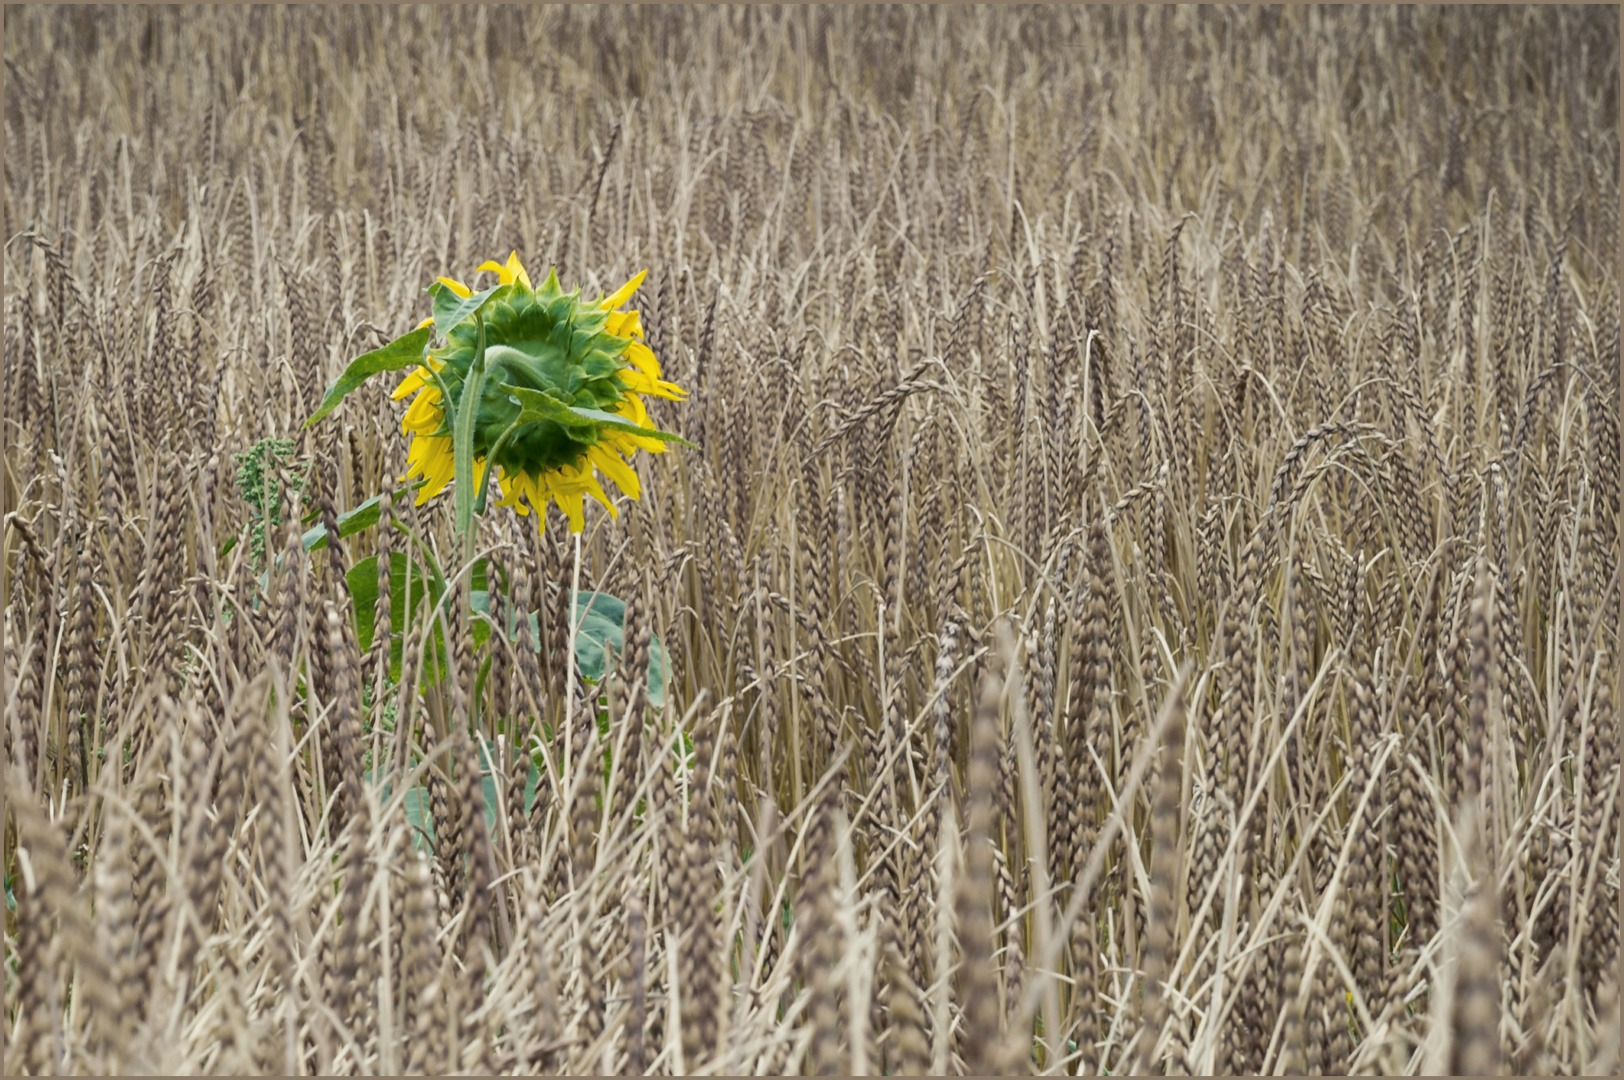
[[3, 5, 1620, 1075]]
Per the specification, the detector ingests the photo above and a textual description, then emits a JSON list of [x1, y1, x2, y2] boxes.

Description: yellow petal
[[599, 269, 648, 312], [616, 392, 650, 426], [404, 436, 456, 505], [435, 276, 472, 299], [588, 445, 641, 501], [612, 431, 665, 457], [495, 468, 524, 513], [402, 388, 445, 435], [617, 367, 688, 401], [625, 340, 661, 377], [517, 472, 547, 524], [393, 367, 430, 401], [476, 253, 533, 290], [605, 310, 644, 340], [416, 315, 435, 330], [420, 466, 455, 502], [550, 461, 597, 493], [611, 394, 669, 454], [617, 368, 657, 396], [405, 433, 442, 472], [424, 438, 456, 481], [549, 485, 585, 532], [585, 483, 616, 518], [546, 462, 616, 523], [507, 252, 533, 290]]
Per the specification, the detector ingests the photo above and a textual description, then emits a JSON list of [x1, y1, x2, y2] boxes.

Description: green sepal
[[305, 325, 433, 428]]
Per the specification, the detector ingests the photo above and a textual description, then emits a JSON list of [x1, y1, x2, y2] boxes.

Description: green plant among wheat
[[296, 252, 690, 851]]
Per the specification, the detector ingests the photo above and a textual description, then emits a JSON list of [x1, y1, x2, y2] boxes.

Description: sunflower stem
[[564, 530, 583, 783], [474, 416, 524, 519], [455, 308, 489, 566]]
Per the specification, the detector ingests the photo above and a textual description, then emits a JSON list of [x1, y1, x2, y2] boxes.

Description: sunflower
[[372, 252, 686, 532]]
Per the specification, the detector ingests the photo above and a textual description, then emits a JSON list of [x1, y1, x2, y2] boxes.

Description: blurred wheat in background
[[2, 6, 1619, 1075]]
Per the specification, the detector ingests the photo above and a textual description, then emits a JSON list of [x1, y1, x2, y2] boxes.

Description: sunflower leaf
[[500, 383, 598, 428], [566, 405, 695, 446], [364, 767, 435, 850], [305, 326, 433, 428], [571, 591, 670, 708], [499, 385, 691, 447], [301, 481, 428, 550], [302, 497, 385, 552], [342, 551, 441, 683], [428, 281, 504, 343]]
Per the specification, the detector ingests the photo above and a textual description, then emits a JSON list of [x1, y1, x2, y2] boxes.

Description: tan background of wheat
[[2, 5, 1619, 1075]]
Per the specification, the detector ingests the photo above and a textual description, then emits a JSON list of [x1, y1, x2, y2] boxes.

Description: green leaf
[[482, 343, 545, 373], [523, 756, 540, 814], [502, 384, 693, 447], [476, 739, 500, 835], [346, 555, 382, 647], [344, 554, 394, 655], [464, 585, 671, 708], [403, 784, 434, 849], [572, 591, 670, 708], [344, 550, 442, 683], [371, 741, 535, 853], [302, 483, 426, 551], [305, 326, 433, 428], [428, 281, 504, 342], [501, 383, 598, 428], [565, 404, 695, 447], [367, 767, 435, 851], [470, 590, 493, 648]]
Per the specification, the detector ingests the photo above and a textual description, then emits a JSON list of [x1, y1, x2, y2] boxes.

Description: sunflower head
[[310, 253, 689, 533]]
